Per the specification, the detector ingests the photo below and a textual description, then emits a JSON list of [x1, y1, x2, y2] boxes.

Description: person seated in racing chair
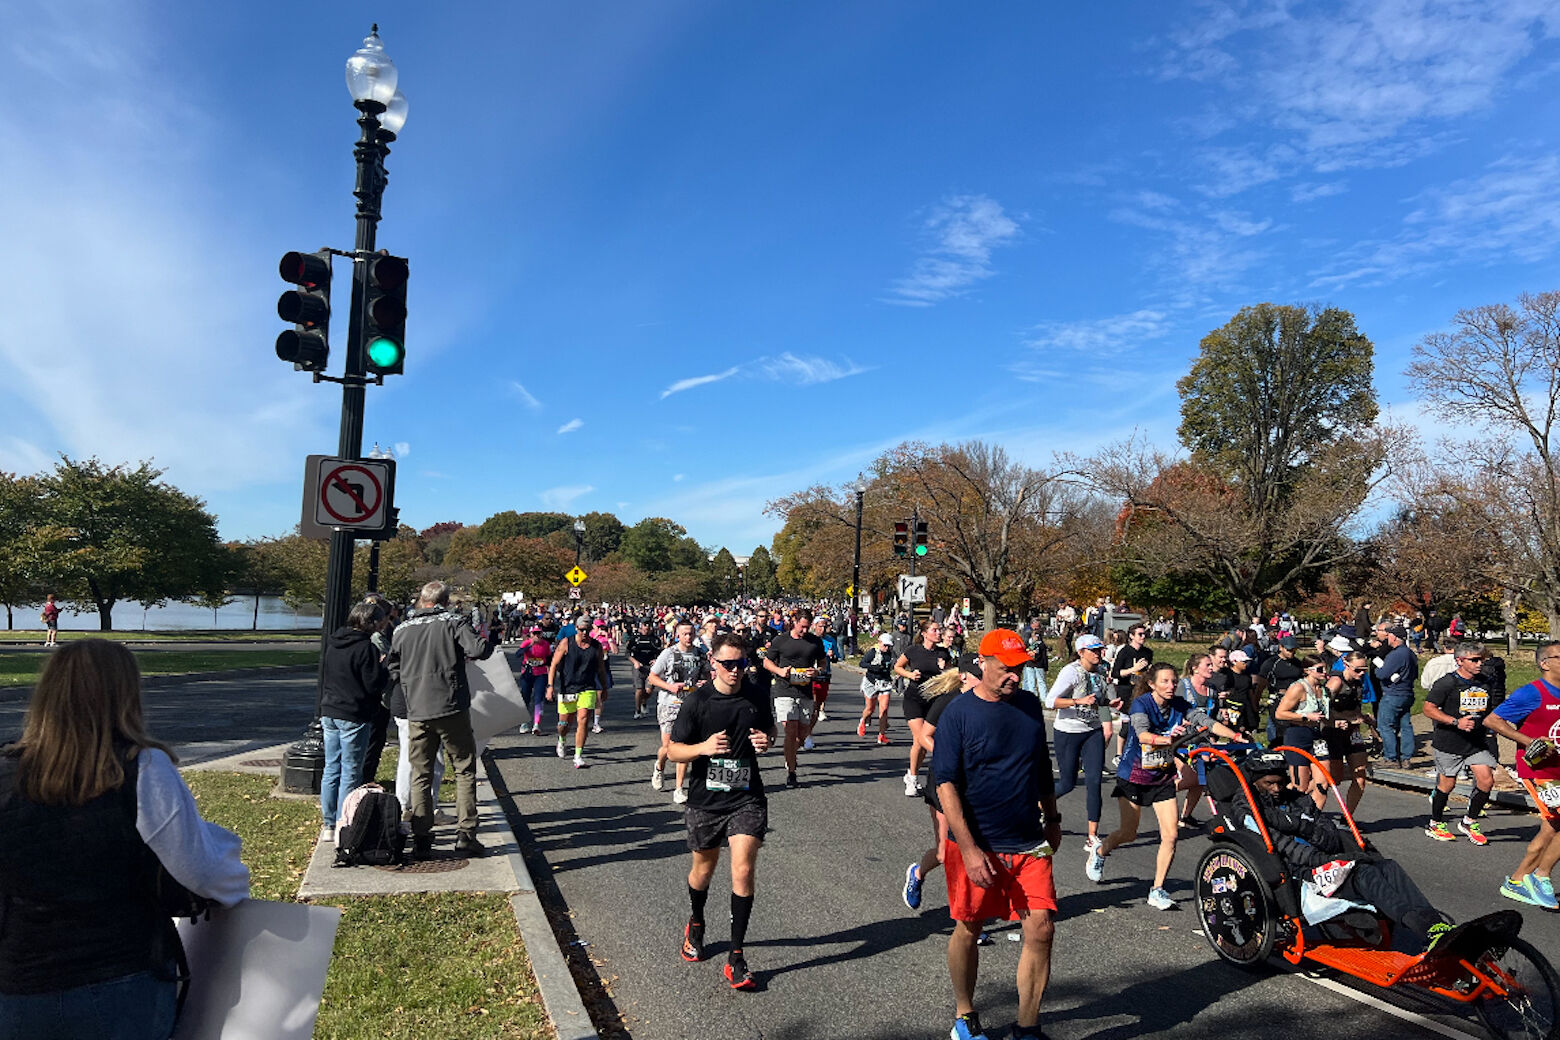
[[1236, 749, 1455, 953]]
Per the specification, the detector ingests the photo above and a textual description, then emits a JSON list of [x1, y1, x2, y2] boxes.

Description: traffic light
[[276, 250, 331, 372], [893, 521, 909, 557], [914, 520, 929, 557], [362, 252, 408, 376]]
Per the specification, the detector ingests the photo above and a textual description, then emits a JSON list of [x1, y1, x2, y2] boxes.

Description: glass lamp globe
[[380, 90, 408, 136], [345, 26, 399, 106]]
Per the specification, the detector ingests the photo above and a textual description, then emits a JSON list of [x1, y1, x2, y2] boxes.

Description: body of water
[[6, 596, 322, 632]]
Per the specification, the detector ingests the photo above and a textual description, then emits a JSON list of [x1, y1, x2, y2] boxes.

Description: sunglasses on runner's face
[[714, 657, 748, 671]]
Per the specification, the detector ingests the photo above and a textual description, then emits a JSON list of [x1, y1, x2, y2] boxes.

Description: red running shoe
[[680, 920, 705, 962], [857, 720, 867, 738], [724, 955, 757, 990]]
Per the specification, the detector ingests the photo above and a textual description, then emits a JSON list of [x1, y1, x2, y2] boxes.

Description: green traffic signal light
[[914, 544, 927, 556], [366, 335, 404, 371]]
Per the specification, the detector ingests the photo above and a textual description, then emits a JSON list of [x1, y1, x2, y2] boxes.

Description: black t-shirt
[[627, 634, 662, 666], [1260, 656, 1304, 707], [1109, 645, 1153, 695], [670, 679, 776, 811], [901, 644, 950, 699], [767, 632, 827, 690], [1222, 669, 1260, 731], [1426, 672, 1496, 757], [750, 630, 775, 694], [921, 690, 958, 812]]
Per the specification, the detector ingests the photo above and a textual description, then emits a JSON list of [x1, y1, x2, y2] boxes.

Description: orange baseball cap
[[978, 628, 1031, 667]]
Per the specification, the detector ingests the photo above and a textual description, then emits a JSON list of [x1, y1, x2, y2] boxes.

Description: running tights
[[1052, 727, 1105, 824]]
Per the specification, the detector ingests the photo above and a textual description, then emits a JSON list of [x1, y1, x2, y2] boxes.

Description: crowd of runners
[[448, 597, 1560, 1039]]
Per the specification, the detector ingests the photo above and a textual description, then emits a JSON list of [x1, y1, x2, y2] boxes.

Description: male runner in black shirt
[[627, 619, 663, 720], [762, 609, 828, 788], [669, 632, 775, 990]]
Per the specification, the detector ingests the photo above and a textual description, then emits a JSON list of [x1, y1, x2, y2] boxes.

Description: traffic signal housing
[[893, 521, 909, 557], [362, 252, 408, 376], [914, 520, 929, 557], [276, 250, 331, 372]]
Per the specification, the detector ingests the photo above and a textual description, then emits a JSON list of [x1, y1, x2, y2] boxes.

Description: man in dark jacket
[[388, 581, 497, 858], [319, 600, 391, 843]]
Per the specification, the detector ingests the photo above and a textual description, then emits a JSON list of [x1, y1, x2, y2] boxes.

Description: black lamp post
[[573, 518, 586, 565], [281, 27, 409, 794], [849, 480, 865, 653]]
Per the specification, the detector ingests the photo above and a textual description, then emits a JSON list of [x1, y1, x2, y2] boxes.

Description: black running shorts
[[685, 801, 768, 851]]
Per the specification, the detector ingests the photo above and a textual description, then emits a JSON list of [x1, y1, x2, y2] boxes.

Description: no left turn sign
[[308, 456, 394, 531]]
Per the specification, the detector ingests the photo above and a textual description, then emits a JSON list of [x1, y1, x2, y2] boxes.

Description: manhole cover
[[374, 857, 471, 874], [240, 758, 283, 768]]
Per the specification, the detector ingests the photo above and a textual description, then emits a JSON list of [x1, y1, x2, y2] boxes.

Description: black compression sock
[[730, 892, 754, 951], [1466, 788, 1490, 820], [1429, 788, 1449, 821], [688, 885, 708, 926]]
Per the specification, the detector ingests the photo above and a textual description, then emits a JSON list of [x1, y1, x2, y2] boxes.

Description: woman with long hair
[[1275, 654, 1332, 808], [0, 640, 249, 1039], [318, 599, 390, 844], [1086, 661, 1243, 910], [900, 662, 979, 914]]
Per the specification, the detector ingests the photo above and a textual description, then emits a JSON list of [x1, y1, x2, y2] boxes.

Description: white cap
[[1229, 649, 1251, 664]]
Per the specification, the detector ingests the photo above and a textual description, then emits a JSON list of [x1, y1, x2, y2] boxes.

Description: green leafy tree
[[577, 511, 626, 562], [0, 473, 48, 630], [745, 545, 779, 597], [38, 458, 231, 631], [511, 512, 574, 539], [620, 518, 687, 573], [476, 510, 527, 543]]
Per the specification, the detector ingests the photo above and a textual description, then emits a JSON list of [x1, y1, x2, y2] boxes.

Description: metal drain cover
[[239, 758, 283, 768], [375, 857, 471, 874]]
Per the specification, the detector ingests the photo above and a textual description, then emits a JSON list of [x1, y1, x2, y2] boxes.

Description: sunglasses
[[1460, 655, 1484, 663], [713, 657, 748, 671]]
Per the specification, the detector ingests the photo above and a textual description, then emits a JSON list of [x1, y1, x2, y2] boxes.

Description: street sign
[[565, 566, 588, 586], [897, 575, 928, 604], [846, 584, 854, 597], [299, 455, 396, 538], [567, 587, 582, 600]]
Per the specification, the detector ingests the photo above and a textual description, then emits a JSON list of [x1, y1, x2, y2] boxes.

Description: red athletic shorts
[[943, 838, 1057, 922]]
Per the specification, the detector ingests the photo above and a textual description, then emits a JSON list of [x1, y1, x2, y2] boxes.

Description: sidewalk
[[189, 741, 598, 1040]]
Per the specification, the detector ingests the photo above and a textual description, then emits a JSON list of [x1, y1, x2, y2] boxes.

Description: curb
[[484, 751, 598, 1040], [1363, 763, 1531, 810], [0, 664, 317, 703]]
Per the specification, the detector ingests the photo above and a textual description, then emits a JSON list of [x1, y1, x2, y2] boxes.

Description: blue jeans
[[1052, 728, 1105, 824], [0, 970, 176, 1040], [321, 716, 375, 829], [1377, 694, 1416, 762]]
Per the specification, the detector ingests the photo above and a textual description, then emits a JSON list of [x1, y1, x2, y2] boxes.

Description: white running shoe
[[515, 722, 530, 735], [592, 722, 604, 734], [573, 754, 589, 770], [1147, 887, 1176, 910], [816, 710, 829, 722], [1083, 835, 1100, 854], [320, 825, 335, 845], [556, 738, 566, 759], [651, 766, 665, 791], [1086, 850, 1105, 883], [903, 772, 920, 797], [672, 788, 688, 805]]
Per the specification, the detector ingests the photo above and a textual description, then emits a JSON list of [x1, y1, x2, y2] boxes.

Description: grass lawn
[[184, 769, 550, 1040], [0, 629, 318, 643], [0, 649, 318, 687]]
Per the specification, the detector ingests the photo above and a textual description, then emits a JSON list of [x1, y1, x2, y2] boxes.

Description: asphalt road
[[488, 655, 1560, 1040]]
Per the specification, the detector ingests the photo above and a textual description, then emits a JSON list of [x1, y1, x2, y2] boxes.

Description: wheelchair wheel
[[1474, 937, 1560, 1040], [1195, 844, 1277, 970]]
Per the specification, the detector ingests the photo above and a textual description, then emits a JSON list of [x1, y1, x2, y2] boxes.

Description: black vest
[[0, 749, 176, 994]]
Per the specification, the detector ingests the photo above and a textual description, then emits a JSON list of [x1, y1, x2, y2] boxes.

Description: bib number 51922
[[706, 757, 750, 793]]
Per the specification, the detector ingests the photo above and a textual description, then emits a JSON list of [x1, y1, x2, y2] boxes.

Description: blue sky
[[3, 1, 1559, 555]]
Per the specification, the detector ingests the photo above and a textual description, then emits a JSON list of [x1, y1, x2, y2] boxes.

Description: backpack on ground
[[334, 782, 407, 867]]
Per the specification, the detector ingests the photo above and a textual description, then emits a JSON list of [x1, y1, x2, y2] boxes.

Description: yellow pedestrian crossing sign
[[846, 584, 854, 597], [566, 566, 588, 586]]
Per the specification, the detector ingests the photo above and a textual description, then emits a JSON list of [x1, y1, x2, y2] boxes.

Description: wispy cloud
[[672, 473, 685, 482], [885, 194, 1021, 306], [509, 380, 542, 410], [1309, 152, 1560, 289], [1159, 1, 1560, 173], [659, 366, 740, 400], [1024, 310, 1173, 356], [756, 353, 873, 385], [393, 442, 411, 459], [557, 418, 584, 435], [1290, 181, 1347, 204], [1108, 197, 1271, 290], [540, 484, 594, 509]]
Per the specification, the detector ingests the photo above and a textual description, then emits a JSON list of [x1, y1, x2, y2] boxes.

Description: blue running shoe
[[950, 1012, 988, 1040], [1501, 874, 1560, 911], [903, 863, 923, 910]]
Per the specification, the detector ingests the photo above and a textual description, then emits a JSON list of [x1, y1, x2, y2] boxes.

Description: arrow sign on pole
[[897, 575, 927, 604]]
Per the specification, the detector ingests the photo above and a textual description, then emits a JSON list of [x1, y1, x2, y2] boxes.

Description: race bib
[[1459, 687, 1489, 715], [1139, 745, 1173, 771], [1536, 781, 1560, 810], [706, 757, 750, 793], [1311, 858, 1355, 898], [1312, 738, 1330, 758], [1349, 729, 1366, 749]]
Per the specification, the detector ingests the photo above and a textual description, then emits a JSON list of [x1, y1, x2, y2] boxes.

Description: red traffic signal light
[[276, 250, 331, 372], [893, 521, 909, 557]]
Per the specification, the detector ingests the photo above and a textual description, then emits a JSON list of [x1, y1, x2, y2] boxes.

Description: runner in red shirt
[[1485, 640, 1560, 910]]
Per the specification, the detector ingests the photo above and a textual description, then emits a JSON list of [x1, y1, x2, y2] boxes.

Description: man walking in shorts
[[762, 609, 827, 788], [547, 619, 609, 768], [668, 632, 775, 990], [933, 629, 1061, 1040], [627, 619, 663, 720]]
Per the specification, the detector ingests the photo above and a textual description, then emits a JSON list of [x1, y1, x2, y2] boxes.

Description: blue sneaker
[[1502, 874, 1560, 911], [951, 1012, 988, 1040], [1086, 849, 1105, 884], [903, 863, 923, 910]]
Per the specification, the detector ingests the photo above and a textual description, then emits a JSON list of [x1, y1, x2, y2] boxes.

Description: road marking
[[1289, 968, 1483, 1039]]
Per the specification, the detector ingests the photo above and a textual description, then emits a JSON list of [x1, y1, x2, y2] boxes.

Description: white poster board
[[468, 653, 532, 752], [173, 899, 341, 1040]]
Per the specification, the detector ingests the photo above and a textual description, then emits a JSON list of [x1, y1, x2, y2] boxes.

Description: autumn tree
[[1407, 290, 1560, 637], [1085, 304, 1388, 621]]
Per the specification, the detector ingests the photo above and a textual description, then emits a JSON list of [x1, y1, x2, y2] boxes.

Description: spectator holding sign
[[0, 640, 250, 1039]]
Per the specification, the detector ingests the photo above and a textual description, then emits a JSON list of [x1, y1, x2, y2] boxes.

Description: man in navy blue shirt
[[932, 629, 1060, 1040], [1373, 623, 1420, 766]]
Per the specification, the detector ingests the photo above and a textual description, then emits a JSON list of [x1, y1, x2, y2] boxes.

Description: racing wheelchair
[[1188, 744, 1560, 1040]]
